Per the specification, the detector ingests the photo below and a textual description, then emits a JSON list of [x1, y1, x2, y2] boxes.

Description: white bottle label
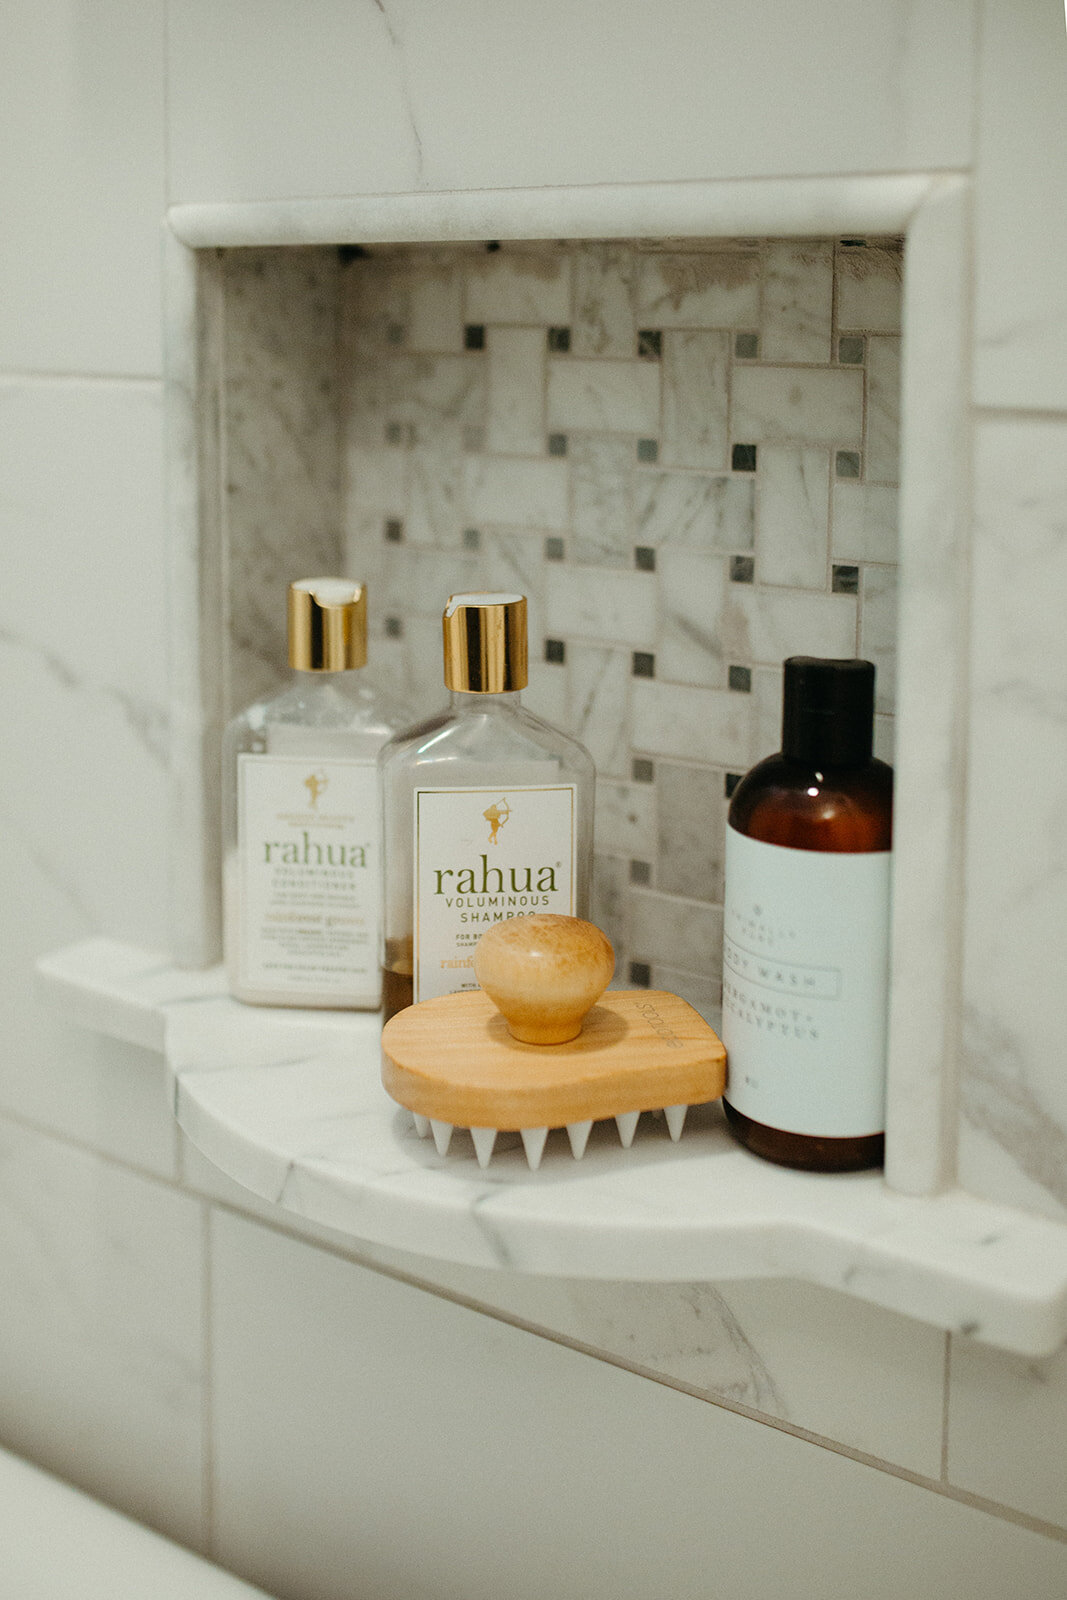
[[237, 754, 380, 1001], [722, 824, 891, 1137], [413, 784, 577, 1003]]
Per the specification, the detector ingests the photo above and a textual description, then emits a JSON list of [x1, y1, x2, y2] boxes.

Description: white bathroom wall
[[1, 2, 1066, 1597]]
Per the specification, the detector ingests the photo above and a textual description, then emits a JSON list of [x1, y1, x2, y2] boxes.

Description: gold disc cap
[[443, 592, 528, 693], [288, 578, 367, 671]]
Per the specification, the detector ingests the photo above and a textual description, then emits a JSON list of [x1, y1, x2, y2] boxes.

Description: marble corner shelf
[[37, 936, 1067, 1358]]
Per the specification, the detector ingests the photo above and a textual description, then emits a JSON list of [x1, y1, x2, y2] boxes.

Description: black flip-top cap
[[781, 656, 876, 766]]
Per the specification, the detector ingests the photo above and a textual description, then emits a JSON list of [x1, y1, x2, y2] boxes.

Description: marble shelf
[[38, 936, 1067, 1357]]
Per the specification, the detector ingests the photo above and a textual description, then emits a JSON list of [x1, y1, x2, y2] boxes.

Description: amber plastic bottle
[[721, 657, 893, 1172]]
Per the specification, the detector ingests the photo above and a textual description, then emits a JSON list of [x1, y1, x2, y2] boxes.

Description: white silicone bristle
[[520, 1127, 549, 1170], [412, 1112, 430, 1138], [470, 1127, 497, 1169], [615, 1110, 640, 1148], [430, 1119, 454, 1156], [664, 1103, 688, 1141], [566, 1119, 593, 1159]]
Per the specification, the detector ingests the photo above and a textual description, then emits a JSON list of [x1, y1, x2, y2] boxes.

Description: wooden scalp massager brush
[[380, 914, 727, 1170]]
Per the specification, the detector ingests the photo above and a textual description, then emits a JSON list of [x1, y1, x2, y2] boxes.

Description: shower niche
[[193, 235, 903, 1023]]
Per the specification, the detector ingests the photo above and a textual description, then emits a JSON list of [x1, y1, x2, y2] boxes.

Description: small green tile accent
[[832, 564, 860, 595], [632, 651, 655, 679], [732, 443, 757, 472], [545, 638, 566, 664], [836, 450, 862, 479], [632, 758, 655, 783], [734, 331, 759, 359], [637, 438, 659, 464], [634, 546, 656, 573], [728, 664, 752, 692]]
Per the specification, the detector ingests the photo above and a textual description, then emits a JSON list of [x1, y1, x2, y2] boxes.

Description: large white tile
[[973, 0, 1067, 409], [0, 380, 168, 701], [167, 1, 973, 203], [210, 1212, 1067, 1600], [415, 1273, 945, 1480], [957, 417, 1067, 1220], [0, 0, 165, 375], [948, 1334, 1067, 1529], [0, 1118, 205, 1549], [0, 634, 170, 953]]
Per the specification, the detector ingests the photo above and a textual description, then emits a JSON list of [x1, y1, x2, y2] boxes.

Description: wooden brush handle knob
[[473, 914, 616, 1045]]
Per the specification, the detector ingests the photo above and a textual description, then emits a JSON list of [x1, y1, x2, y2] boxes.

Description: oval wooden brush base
[[381, 988, 726, 1166]]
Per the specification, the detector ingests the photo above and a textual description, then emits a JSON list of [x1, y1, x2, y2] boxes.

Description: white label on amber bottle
[[237, 754, 379, 1000], [722, 824, 891, 1137], [413, 785, 576, 1003]]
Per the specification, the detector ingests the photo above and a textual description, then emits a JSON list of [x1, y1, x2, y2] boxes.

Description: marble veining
[[36, 940, 1067, 1359]]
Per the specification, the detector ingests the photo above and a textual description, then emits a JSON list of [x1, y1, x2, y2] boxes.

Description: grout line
[[200, 1201, 216, 1559], [7, 1104, 1060, 1546], [972, 405, 1067, 425], [184, 1189, 1067, 1549], [0, 371, 161, 388], [941, 1329, 953, 1483]]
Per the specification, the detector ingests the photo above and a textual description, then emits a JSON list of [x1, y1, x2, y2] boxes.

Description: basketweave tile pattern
[[338, 237, 901, 1016], [211, 238, 899, 1017]]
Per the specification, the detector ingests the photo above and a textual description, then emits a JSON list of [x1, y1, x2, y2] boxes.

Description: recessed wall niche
[[199, 236, 902, 1017]]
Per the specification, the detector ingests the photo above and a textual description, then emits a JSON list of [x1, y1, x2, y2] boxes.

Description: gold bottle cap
[[288, 578, 367, 671], [442, 592, 528, 694]]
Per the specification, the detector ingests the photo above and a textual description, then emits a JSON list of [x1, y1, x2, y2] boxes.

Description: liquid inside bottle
[[721, 657, 893, 1172], [378, 593, 595, 1023], [222, 578, 405, 1009]]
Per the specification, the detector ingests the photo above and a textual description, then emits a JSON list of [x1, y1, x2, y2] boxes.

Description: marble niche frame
[[161, 172, 970, 1204]]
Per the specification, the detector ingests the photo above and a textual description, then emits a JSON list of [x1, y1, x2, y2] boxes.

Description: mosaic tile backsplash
[[216, 238, 901, 1016]]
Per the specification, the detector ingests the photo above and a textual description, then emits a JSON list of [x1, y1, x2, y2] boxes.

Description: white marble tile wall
[[215, 249, 344, 718], [956, 416, 1067, 1223], [0, 1115, 205, 1550], [329, 237, 902, 1003], [208, 1209, 1067, 1600]]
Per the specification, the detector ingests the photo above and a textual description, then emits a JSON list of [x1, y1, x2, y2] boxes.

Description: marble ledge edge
[[33, 937, 1067, 1359]]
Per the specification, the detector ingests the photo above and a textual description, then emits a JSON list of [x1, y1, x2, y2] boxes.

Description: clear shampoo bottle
[[223, 578, 404, 1009], [721, 656, 893, 1172], [379, 592, 595, 1023]]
